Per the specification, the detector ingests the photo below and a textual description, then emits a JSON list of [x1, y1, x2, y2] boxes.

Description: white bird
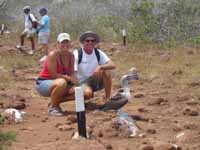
[[4, 108, 26, 123], [100, 68, 139, 111]]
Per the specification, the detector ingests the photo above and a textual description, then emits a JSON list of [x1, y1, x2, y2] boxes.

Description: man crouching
[[73, 31, 116, 101]]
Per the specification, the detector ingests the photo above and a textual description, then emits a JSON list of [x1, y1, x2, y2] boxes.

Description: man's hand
[[93, 66, 101, 76]]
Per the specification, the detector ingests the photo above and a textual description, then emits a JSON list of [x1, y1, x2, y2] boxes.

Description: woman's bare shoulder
[[69, 51, 75, 58], [48, 50, 58, 57], [47, 50, 58, 61]]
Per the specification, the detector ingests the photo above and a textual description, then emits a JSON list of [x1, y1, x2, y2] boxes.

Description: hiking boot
[[48, 105, 63, 116]]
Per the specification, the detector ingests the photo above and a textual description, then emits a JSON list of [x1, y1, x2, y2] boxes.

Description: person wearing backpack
[[36, 7, 50, 64], [16, 6, 37, 55], [73, 31, 116, 102]]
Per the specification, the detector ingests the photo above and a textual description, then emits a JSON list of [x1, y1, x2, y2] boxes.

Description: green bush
[[96, 15, 129, 41], [3, 0, 200, 47], [128, 0, 200, 47], [0, 114, 5, 125], [0, 131, 16, 150]]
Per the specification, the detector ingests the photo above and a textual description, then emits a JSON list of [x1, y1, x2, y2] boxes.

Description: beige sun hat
[[79, 31, 100, 43], [57, 33, 71, 43]]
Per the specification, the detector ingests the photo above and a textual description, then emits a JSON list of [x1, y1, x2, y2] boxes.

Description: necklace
[[58, 51, 70, 74]]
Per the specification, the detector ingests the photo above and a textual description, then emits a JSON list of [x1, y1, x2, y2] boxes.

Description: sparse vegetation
[[0, 114, 5, 125], [0, 52, 37, 88], [1, 0, 200, 47], [0, 131, 16, 150]]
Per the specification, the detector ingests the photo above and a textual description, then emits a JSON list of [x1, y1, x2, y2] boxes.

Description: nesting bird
[[100, 68, 139, 111]]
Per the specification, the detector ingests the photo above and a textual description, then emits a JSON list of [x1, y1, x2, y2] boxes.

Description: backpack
[[28, 14, 38, 29], [78, 48, 100, 64]]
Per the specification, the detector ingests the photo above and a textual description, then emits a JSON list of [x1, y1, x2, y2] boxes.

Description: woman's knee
[[52, 78, 67, 89]]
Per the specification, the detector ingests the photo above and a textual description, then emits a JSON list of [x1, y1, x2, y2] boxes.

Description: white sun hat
[[57, 33, 71, 43]]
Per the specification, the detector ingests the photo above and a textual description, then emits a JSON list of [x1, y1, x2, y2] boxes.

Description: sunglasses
[[85, 39, 95, 43], [60, 40, 69, 44]]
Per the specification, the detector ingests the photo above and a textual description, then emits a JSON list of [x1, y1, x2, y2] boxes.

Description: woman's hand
[[70, 76, 78, 85], [68, 87, 75, 94], [65, 75, 78, 85]]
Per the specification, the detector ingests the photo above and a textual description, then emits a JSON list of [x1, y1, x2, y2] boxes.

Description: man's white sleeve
[[29, 13, 36, 22], [99, 50, 110, 65]]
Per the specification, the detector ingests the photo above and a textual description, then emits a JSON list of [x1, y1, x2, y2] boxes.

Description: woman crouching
[[36, 33, 78, 116]]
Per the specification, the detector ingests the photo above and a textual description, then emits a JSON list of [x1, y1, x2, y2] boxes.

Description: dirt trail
[[0, 40, 200, 150]]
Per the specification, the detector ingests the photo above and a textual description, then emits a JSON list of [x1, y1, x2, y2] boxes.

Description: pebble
[[105, 144, 112, 150], [58, 124, 73, 131], [172, 70, 183, 76], [20, 127, 33, 131], [186, 50, 194, 55], [138, 133, 147, 138], [146, 129, 156, 134], [176, 95, 190, 102], [98, 130, 104, 137], [148, 97, 167, 105], [157, 143, 182, 150], [186, 100, 199, 106], [6, 102, 26, 109], [184, 124, 198, 130], [138, 107, 149, 113], [67, 115, 77, 123], [41, 117, 48, 122], [55, 137, 60, 141], [169, 145, 182, 150], [134, 92, 145, 98], [188, 81, 200, 87], [148, 119, 155, 123], [139, 145, 154, 150], [32, 114, 40, 118], [183, 108, 199, 116], [55, 122, 63, 128]]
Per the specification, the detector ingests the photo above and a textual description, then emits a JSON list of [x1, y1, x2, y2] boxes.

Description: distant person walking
[[36, 7, 50, 64], [16, 6, 37, 55]]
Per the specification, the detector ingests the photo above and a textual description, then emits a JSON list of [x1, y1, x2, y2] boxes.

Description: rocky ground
[[0, 36, 200, 150]]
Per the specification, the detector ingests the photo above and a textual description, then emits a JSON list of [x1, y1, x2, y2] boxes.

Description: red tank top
[[39, 53, 74, 79]]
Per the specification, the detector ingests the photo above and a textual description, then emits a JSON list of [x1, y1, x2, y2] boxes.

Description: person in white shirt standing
[[16, 6, 37, 55], [73, 31, 116, 102]]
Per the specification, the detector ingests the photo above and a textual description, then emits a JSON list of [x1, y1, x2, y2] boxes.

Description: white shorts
[[38, 32, 49, 44], [22, 28, 36, 38]]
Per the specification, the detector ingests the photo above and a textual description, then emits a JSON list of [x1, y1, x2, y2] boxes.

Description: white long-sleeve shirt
[[24, 13, 36, 29]]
